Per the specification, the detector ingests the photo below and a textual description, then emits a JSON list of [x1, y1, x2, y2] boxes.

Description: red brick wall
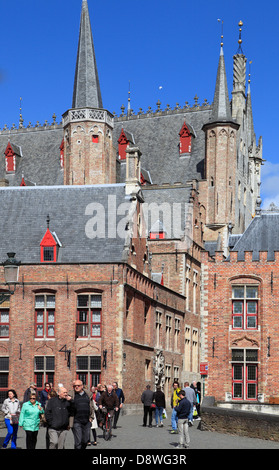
[[0, 261, 187, 404], [202, 250, 279, 403]]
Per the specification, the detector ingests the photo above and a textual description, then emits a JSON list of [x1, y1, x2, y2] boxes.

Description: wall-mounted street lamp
[[0, 253, 21, 304]]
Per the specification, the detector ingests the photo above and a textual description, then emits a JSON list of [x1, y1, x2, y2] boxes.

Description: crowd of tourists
[[1, 380, 124, 449], [1, 379, 200, 449]]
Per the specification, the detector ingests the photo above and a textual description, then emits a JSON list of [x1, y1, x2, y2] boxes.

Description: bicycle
[[102, 407, 114, 441]]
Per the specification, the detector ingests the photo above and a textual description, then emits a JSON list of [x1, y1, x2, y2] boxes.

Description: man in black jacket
[[141, 385, 154, 427], [174, 390, 191, 449], [45, 386, 74, 449]]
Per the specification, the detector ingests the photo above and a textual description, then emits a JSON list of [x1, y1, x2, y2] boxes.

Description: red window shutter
[[179, 122, 192, 154], [4, 143, 16, 172], [118, 129, 129, 160], [150, 232, 165, 240], [60, 139, 64, 168], [40, 229, 57, 262]]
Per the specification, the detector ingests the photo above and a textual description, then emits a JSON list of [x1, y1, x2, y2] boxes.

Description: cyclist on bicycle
[[98, 384, 119, 426]]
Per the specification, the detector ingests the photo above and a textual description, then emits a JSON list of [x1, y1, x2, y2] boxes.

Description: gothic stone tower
[[201, 24, 262, 251], [62, 0, 116, 186], [231, 22, 262, 232], [202, 44, 239, 247]]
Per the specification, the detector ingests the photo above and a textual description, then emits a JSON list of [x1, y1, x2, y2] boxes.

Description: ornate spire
[[237, 20, 244, 54], [246, 61, 255, 147], [232, 21, 247, 122], [210, 43, 232, 123], [72, 0, 103, 109]]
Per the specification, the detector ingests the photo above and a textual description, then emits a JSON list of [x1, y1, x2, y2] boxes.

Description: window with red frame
[[76, 294, 102, 338], [4, 143, 16, 172], [35, 295, 55, 338], [60, 139, 64, 168], [92, 135, 99, 143], [0, 357, 9, 404], [76, 356, 101, 388], [40, 229, 59, 263], [117, 129, 129, 160], [232, 349, 258, 400], [34, 356, 55, 392], [232, 285, 258, 329], [149, 231, 166, 240], [0, 297, 10, 339], [179, 122, 192, 155]]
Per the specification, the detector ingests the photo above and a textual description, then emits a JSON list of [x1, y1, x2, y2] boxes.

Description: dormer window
[[117, 128, 135, 160], [149, 231, 166, 240], [40, 217, 62, 263], [179, 122, 192, 155], [60, 139, 64, 169], [4, 142, 22, 173], [43, 246, 55, 262], [149, 220, 166, 240]]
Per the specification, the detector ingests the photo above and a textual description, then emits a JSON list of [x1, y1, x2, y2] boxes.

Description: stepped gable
[[0, 184, 130, 264]]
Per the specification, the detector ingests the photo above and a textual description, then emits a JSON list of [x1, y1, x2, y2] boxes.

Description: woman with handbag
[[1, 389, 21, 449]]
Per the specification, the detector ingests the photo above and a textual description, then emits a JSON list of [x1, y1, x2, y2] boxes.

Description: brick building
[[201, 201, 279, 407], [0, 1, 263, 406]]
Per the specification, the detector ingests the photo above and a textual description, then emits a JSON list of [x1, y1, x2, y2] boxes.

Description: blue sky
[[0, 0, 278, 206]]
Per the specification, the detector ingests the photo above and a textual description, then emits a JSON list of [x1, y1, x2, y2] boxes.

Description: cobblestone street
[[1, 412, 279, 451]]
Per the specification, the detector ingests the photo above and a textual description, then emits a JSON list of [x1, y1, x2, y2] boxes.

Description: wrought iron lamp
[[0, 253, 21, 304]]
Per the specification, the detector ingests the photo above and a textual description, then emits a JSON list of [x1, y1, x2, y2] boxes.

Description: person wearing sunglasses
[[19, 392, 44, 449]]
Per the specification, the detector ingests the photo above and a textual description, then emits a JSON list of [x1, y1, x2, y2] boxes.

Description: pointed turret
[[210, 45, 233, 123], [231, 21, 247, 123], [246, 67, 255, 147], [202, 31, 239, 243], [62, 0, 115, 186], [72, 0, 103, 109]]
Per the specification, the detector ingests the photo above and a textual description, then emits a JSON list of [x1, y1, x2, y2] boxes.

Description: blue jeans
[[155, 406, 164, 425], [171, 408, 178, 430], [188, 403, 193, 422], [3, 418, 18, 449]]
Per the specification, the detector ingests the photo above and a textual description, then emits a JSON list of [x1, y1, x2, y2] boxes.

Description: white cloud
[[260, 160, 279, 208]]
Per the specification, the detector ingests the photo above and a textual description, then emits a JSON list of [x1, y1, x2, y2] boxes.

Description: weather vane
[[237, 20, 244, 54], [248, 60, 252, 84], [217, 19, 224, 47], [19, 97, 23, 127]]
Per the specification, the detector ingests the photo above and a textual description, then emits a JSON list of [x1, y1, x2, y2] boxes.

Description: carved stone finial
[[255, 195, 262, 216]]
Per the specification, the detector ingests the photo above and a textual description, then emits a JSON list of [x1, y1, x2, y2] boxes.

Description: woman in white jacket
[[1, 389, 21, 449]]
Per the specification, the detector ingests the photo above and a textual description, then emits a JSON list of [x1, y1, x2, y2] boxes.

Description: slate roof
[[142, 185, 192, 239], [0, 184, 132, 264], [230, 212, 279, 261], [114, 107, 212, 186], [0, 127, 64, 186], [0, 104, 213, 188]]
